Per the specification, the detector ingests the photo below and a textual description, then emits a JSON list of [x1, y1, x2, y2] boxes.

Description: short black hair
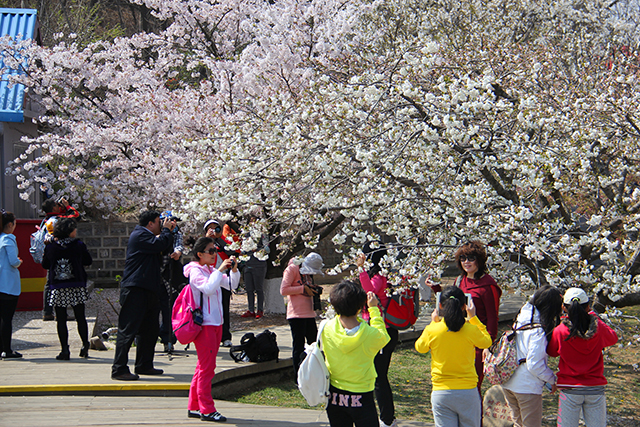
[[1, 210, 15, 229], [53, 218, 77, 239], [42, 198, 58, 214], [139, 210, 161, 226], [329, 280, 367, 317]]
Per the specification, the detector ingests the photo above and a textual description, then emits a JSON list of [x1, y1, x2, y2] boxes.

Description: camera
[[309, 284, 323, 311]]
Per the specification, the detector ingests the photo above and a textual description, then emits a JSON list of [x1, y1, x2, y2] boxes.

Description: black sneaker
[[201, 411, 226, 422], [187, 410, 200, 419], [1, 351, 22, 359]]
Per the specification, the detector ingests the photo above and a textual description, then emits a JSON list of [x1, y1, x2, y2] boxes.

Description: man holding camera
[[280, 252, 324, 376], [111, 210, 175, 381]]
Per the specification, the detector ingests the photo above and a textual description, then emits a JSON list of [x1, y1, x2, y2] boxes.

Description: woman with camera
[[356, 242, 398, 427], [183, 237, 239, 422], [280, 252, 324, 376]]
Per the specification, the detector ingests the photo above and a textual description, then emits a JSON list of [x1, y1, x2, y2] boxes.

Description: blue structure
[[0, 8, 40, 123]]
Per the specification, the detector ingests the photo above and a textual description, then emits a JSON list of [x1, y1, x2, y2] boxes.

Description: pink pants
[[188, 325, 223, 415]]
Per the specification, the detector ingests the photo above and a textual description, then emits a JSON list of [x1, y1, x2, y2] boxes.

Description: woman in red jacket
[[547, 288, 618, 427], [454, 241, 501, 391]]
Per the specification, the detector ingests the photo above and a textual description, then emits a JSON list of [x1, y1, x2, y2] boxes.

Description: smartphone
[[465, 293, 473, 308]]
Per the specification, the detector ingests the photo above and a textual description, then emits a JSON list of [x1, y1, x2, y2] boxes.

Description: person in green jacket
[[322, 280, 390, 427]]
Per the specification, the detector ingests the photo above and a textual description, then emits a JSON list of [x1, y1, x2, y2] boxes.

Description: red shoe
[[240, 310, 255, 318], [255, 310, 264, 319]]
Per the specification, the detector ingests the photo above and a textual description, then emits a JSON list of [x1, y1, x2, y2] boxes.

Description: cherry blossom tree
[[4, 0, 640, 307]]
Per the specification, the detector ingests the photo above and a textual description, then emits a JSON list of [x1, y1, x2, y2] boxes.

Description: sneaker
[[255, 310, 264, 319], [221, 340, 232, 347], [380, 419, 398, 427], [201, 411, 227, 422], [1, 351, 22, 359], [240, 310, 255, 318], [187, 410, 201, 419]]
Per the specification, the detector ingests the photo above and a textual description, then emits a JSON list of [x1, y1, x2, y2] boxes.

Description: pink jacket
[[280, 260, 315, 319], [359, 271, 390, 321]]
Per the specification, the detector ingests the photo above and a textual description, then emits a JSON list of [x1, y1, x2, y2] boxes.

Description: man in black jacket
[[111, 211, 175, 381]]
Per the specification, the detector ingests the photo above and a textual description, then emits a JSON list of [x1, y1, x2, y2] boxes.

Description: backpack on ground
[[384, 286, 420, 330], [297, 319, 330, 407], [230, 329, 279, 363], [29, 218, 48, 264], [172, 284, 204, 345], [483, 322, 541, 385]]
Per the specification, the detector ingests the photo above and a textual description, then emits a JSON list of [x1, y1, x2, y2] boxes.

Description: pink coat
[[280, 260, 315, 319]]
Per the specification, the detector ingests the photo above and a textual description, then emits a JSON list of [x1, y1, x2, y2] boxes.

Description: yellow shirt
[[322, 307, 390, 393], [415, 316, 492, 390]]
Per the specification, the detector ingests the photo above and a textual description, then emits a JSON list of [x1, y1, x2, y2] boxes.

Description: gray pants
[[431, 388, 481, 427], [558, 391, 606, 427]]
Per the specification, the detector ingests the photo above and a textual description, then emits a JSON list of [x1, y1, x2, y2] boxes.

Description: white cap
[[203, 219, 220, 232], [299, 252, 324, 275], [563, 287, 589, 305]]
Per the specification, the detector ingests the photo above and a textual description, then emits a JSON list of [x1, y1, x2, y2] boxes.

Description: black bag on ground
[[230, 329, 279, 363]]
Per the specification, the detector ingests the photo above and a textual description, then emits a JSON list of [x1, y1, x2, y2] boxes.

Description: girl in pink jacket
[[183, 237, 239, 422]]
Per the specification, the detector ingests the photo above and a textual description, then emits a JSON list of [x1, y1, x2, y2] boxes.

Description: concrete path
[[0, 294, 526, 427]]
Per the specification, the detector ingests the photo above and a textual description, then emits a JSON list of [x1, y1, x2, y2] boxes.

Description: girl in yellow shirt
[[415, 286, 492, 427]]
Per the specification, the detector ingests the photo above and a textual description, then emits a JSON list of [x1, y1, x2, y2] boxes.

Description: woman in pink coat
[[280, 252, 324, 376]]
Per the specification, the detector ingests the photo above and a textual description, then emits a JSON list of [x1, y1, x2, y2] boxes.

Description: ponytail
[[440, 286, 466, 332], [565, 300, 591, 341]]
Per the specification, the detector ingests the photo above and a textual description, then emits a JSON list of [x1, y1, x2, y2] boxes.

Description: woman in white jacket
[[184, 237, 240, 423], [502, 285, 562, 427]]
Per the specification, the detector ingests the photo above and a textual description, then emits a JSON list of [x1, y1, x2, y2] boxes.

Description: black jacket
[[42, 238, 92, 290], [120, 225, 174, 293]]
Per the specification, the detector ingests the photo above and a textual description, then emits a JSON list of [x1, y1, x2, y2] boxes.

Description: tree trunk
[[594, 290, 640, 313]]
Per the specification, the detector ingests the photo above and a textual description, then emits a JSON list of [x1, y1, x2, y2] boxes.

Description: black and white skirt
[[50, 287, 89, 307]]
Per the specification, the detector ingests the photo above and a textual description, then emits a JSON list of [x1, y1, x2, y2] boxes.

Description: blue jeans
[[558, 390, 606, 427]]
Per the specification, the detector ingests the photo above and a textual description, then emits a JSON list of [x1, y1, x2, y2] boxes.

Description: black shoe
[[79, 345, 89, 358], [201, 411, 226, 422], [55, 352, 70, 361], [187, 410, 201, 419], [1, 351, 22, 359], [163, 342, 173, 353], [43, 314, 55, 321], [111, 372, 140, 381], [134, 368, 164, 375]]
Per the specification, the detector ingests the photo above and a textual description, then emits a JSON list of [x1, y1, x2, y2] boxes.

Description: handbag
[[297, 319, 330, 406], [172, 284, 204, 345]]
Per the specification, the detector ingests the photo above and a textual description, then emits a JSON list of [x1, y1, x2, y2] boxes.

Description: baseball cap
[[203, 219, 220, 232], [563, 287, 589, 305]]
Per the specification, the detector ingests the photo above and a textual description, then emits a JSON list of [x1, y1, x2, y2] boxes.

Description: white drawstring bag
[[297, 319, 330, 406]]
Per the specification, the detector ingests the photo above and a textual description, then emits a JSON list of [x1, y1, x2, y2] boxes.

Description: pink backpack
[[172, 284, 204, 345]]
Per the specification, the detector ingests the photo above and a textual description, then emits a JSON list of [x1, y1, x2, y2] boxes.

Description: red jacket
[[458, 274, 501, 340], [547, 313, 618, 388]]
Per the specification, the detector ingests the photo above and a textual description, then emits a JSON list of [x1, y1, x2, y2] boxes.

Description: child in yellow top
[[322, 280, 390, 427], [415, 286, 492, 427]]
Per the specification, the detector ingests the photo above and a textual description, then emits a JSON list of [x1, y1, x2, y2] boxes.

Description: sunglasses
[[203, 248, 217, 255], [459, 255, 477, 262]]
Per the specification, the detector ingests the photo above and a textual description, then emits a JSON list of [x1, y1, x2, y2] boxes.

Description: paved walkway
[[0, 295, 526, 427]]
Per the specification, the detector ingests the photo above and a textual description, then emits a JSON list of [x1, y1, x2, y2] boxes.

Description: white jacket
[[502, 302, 556, 394], [183, 261, 240, 326]]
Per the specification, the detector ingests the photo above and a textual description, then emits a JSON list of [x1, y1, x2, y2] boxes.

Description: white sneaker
[[380, 419, 398, 427], [222, 340, 233, 347]]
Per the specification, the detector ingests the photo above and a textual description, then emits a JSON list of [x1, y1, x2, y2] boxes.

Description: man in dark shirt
[[111, 210, 175, 381]]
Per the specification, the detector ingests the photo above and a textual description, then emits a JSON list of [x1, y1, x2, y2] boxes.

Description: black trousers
[[221, 287, 232, 342], [0, 294, 19, 354], [111, 287, 160, 376], [288, 317, 317, 375], [326, 385, 378, 427], [374, 327, 398, 425]]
